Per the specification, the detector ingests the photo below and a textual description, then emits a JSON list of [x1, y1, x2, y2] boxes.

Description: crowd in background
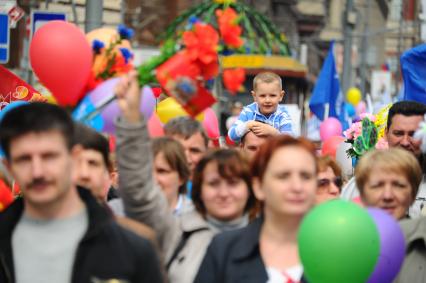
[[1, 71, 426, 283]]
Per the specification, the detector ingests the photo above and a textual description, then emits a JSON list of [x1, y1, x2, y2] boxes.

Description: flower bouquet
[[343, 105, 391, 160]]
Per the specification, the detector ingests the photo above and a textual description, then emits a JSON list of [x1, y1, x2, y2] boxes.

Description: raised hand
[[115, 70, 141, 124]]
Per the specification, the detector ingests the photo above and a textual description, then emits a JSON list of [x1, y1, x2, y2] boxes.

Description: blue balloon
[[345, 103, 356, 117]]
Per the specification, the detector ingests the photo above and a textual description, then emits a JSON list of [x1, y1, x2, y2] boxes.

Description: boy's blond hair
[[253, 72, 282, 91]]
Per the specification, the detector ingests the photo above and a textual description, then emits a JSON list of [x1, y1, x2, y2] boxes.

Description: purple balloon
[[85, 78, 156, 133], [91, 78, 120, 133], [140, 86, 156, 119], [367, 208, 405, 283]]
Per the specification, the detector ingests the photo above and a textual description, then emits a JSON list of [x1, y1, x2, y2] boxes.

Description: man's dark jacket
[[0, 187, 163, 283]]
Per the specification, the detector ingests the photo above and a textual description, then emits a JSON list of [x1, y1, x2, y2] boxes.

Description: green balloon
[[298, 200, 380, 283]]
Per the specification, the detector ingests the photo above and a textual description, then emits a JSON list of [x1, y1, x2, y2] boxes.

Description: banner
[[0, 65, 46, 109], [401, 44, 426, 104], [309, 42, 343, 121]]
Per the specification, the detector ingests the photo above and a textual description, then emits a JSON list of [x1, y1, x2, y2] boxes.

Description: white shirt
[[266, 265, 303, 283]]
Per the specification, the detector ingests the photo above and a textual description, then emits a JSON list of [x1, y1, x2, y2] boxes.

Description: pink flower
[[343, 129, 353, 139], [375, 138, 389, 150], [359, 113, 377, 122], [344, 121, 362, 140]]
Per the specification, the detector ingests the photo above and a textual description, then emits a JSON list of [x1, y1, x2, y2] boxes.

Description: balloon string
[[80, 94, 117, 122]]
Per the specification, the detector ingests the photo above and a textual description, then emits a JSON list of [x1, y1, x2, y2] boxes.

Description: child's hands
[[251, 122, 279, 136], [246, 121, 256, 130]]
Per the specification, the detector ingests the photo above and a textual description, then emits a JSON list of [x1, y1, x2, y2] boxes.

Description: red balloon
[[321, 135, 345, 158], [30, 21, 92, 106], [147, 113, 164, 137]]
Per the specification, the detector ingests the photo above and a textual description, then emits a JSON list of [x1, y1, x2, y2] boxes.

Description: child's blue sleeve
[[279, 122, 293, 135], [228, 108, 251, 142], [278, 112, 294, 136]]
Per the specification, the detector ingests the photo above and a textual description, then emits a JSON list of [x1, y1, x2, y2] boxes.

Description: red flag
[[0, 65, 46, 110]]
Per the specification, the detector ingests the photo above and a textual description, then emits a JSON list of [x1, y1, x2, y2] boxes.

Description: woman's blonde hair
[[318, 155, 342, 177], [355, 148, 422, 199]]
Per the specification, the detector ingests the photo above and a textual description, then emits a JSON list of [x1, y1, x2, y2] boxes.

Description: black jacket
[[194, 217, 308, 283], [0, 187, 163, 283]]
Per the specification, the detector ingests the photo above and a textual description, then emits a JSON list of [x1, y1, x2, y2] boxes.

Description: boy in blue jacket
[[228, 72, 293, 142]]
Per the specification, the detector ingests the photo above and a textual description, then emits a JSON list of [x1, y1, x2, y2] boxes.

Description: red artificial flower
[[200, 60, 219, 80], [216, 8, 244, 48], [152, 87, 163, 98], [0, 179, 13, 212], [110, 52, 134, 75], [86, 71, 103, 92], [183, 23, 219, 65], [223, 68, 246, 94]]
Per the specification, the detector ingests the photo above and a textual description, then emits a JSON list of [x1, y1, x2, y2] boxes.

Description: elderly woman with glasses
[[315, 155, 343, 205], [355, 148, 422, 220]]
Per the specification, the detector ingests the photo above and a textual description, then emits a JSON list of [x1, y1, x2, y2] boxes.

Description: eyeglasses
[[317, 177, 343, 192]]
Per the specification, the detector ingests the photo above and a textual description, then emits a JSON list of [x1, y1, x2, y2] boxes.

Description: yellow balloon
[[156, 97, 204, 124], [347, 87, 362, 106]]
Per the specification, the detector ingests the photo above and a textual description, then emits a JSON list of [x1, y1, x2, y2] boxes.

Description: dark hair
[[74, 123, 111, 171], [0, 103, 75, 160], [164, 116, 209, 148], [240, 128, 269, 146], [152, 137, 190, 194], [387, 101, 426, 129], [191, 149, 256, 218], [251, 135, 317, 181]]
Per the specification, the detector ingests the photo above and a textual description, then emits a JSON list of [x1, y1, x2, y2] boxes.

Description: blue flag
[[309, 42, 343, 121], [401, 44, 426, 104]]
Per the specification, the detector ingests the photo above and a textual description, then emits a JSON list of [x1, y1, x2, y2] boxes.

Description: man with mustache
[[0, 103, 162, 283], [341, 101, 426, 218]]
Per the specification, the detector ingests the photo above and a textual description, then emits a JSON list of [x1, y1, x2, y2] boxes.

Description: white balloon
[[335, 142, 353, 179]]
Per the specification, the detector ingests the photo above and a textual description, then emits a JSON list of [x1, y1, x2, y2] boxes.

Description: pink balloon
[[320, 117, 342, 141], [202, 108, 220, 139], [147, 113, 164, 137], [30, 21, 92, 106], [356, 101, 367, 115], [352, 196, 364, 207], [322, 136, 345, 158]]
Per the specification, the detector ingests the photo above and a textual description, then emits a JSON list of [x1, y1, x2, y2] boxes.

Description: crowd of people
[[1, 70, 426, 283]]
